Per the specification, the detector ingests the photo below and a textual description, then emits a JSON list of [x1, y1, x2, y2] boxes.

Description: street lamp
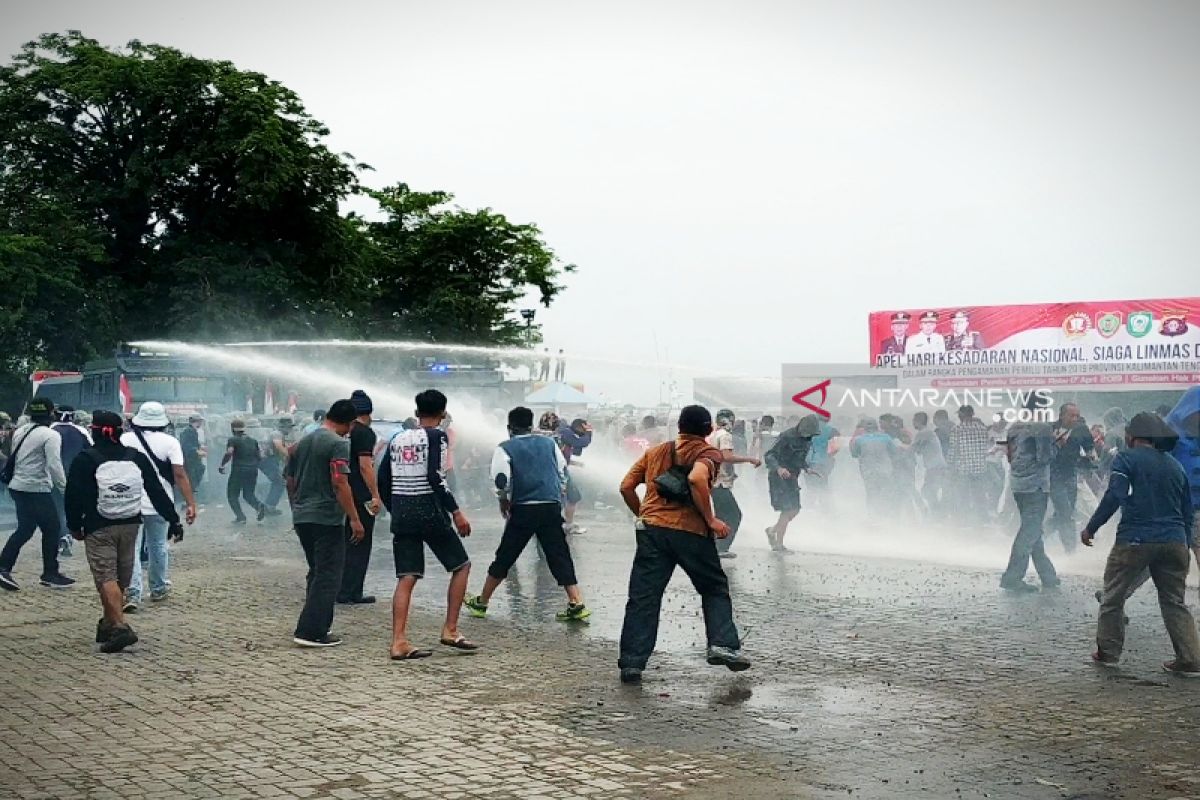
[[520, 308, 536, 346]]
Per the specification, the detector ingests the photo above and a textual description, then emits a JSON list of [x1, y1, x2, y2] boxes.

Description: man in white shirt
[[121, 402, 197, 608], [0, 397, 73, 590], [905, 311, 947, 356], [706, 410, 761, 558]]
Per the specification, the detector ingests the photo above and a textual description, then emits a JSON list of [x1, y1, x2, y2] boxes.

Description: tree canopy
[[0, 31, 573, 410]]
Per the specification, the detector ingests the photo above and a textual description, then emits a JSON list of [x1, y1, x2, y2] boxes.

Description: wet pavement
[[1, 498, 1198, 799]]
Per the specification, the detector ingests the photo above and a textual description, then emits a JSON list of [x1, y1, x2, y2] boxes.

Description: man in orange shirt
[[617, 405, 750, 684]]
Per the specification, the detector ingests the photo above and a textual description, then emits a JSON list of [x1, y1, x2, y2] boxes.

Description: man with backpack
[[65, 411, 186, 652], [616, 404, 748, 684], [0, 397, 74, 591], [121, 402, 197, 608]]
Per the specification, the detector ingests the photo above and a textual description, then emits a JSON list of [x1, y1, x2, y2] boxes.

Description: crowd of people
[[0, 384, 1197, 680]]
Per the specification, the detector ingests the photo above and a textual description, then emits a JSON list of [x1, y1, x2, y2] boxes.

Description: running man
[[378, 390, 475, 660], [218, 419, 266, 524], [706, 409, 761, 559], [764, 415, 820, 552], [464, 406, 590, 622]]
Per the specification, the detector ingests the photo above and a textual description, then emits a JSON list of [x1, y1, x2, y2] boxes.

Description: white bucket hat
[[132, 401, 169, 428]]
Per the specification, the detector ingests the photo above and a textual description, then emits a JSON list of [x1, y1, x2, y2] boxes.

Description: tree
[[0, 31, 364, 342], [362, 184, 574, 345]]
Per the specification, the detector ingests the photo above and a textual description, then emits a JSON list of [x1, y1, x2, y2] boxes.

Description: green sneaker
[[556, 603, 592, 622], [463, 595, 488, 618]]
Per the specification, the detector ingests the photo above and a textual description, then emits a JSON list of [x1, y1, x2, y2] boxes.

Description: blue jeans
[[1001, 491, 1057, 587], [0, 489, 61, 577], [128, 514, 170, 599]]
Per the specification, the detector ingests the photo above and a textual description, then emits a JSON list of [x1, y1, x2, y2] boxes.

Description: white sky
[[5, 1, 1198, 403]]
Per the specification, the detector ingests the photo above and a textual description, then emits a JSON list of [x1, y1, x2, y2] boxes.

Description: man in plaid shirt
[[948, 405, 992, 521]]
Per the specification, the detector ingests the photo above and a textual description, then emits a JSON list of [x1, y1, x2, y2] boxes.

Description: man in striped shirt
[[378, 390, 475, 659]]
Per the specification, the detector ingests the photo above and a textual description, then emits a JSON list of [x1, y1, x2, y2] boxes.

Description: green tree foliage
[[0, 32, 573, 409], [363, 184, 573, 345]]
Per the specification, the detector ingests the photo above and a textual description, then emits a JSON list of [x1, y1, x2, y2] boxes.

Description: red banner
[[868, 297, 1200, 389]]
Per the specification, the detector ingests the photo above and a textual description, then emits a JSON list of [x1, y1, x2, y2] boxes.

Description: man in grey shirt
[[284, 399, 363, 648], [1000, 399, 1059, 592], [912, 412, 946, 516], [0, 397, 74, 590]]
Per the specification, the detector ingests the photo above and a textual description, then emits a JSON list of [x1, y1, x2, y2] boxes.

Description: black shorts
[[390, 495, 470, 579], [768, 471, 801, 512]]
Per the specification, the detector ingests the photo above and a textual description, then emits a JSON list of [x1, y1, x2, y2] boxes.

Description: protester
[[617, 404, 748, 684], [284, 399, 362, 648], [1084, 412, 1200, 677], [882, 414, 919, 518], [557, 417, 593, 535], [985, 415, 1009, 512], [303, 410, 324, 436], [947, 405, 991, 522], [849, 417, 896, 518], [51, 406, 92, 557], [179, 415, 207, 504], [1048, 402, 1095, 552], [464, 406, 590, 621], [121, 401, 197, 609], [1165, 386, 1200, 561], [378, 390, 474, 660], [805, 416, 840, 513], [260, 416, 296, 517], [218, 419, 267, 524], [0, 397, 74, 591], [337, 390, 383, 605], [764, 415, 818, 551], [65, 411, 185, 652], [932, 409, 953, 461], [705, 409, 761, 558], [1000, 397, 1059, 592], [912, 412, 946, 516]]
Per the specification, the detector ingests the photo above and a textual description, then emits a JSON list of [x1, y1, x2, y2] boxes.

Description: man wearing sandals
[[378, 390, 476, 660]]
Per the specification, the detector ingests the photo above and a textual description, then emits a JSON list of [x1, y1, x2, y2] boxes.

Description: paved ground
[[1, 498, 1199, 800]]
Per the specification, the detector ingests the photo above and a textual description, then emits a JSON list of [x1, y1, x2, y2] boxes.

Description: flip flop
[[390, 648, 433, 661], [439, 636, 479, 651]]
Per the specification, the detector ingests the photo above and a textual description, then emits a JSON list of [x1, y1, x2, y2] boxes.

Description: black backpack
[[653, 443, 695, 506]]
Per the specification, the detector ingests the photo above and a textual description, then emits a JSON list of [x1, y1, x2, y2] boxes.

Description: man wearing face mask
[[905, 311, 946, 356], [705, 409, 761, 559]]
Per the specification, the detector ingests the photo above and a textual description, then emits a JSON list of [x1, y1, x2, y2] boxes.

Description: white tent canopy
[[524, 382, 596, 406]]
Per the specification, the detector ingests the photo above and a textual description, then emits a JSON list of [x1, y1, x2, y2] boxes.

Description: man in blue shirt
[[464, 406, 590, 622], [1000, 399, 1059, 592], [1083, 412, 1200, 677]]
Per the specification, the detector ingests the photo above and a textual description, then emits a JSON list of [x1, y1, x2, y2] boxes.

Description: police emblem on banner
[[1127, 311, 1153, 338], [1095, 312, 1121, 338], [1161, 314, 1189, 337], [1062, 311, 1091, 337]]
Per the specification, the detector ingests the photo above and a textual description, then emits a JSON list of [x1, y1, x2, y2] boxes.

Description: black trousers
[[294, 523, 346, 640], [0, 489, 61, 577], [227, 467, 262, 520], [618, 524, 740, 670], [338, 500, 375, 601], [710, 487, 742, 554], [488, 503, 578, 586]]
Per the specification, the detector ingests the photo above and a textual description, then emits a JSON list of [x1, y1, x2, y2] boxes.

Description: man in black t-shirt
[[218, 419, 266, 524], [338, 390, 384, 604]]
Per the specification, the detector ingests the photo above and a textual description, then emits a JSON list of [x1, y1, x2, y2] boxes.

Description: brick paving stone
[[1, 510, 1197, 799]]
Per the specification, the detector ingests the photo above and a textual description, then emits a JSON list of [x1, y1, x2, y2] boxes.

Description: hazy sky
[[5, 1, 1198, 401]]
